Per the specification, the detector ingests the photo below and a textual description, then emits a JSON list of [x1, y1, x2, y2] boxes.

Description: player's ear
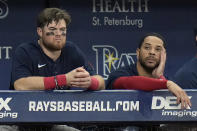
[[136, 48, 140, 60], [37, 27, 42, 38]]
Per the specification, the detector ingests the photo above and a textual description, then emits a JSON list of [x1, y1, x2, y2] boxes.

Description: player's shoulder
[[16, 41, 38, 51]]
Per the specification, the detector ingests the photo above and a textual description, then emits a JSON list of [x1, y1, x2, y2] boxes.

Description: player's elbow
[[14, 78, 28, 90]]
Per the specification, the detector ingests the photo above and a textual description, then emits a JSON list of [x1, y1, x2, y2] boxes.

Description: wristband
[[44, 77, 56, 90], [88, 77, 99, 90], [56, 74, 67, 89], [54, 76, 58, 87]]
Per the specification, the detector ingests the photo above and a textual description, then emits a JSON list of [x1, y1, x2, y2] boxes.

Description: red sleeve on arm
[[113, 76, 167, 91], [159, 75, 167, 80]]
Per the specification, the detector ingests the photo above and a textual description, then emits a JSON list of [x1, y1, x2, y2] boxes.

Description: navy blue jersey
[[106, 64, 138, 89], [10, 41, 95, 90], [174, 58, 197, 89]]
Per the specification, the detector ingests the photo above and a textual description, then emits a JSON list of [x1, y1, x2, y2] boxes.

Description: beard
[[42, 38, 66, 51], [139, 54, 160, 73]]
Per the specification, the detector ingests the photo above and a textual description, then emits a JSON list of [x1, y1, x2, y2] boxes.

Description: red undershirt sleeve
[[113, 76, 167, 91]]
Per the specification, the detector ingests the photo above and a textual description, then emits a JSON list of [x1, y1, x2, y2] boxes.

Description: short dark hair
[[37, 8, 71, 28], [138, 32, 166, 49]]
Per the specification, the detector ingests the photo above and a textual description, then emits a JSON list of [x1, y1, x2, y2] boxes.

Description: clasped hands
[[66, 67, 91, 88]]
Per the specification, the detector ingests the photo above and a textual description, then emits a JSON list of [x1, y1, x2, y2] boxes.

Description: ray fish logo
[[0, 0, 9, 19], [93, 45, 136, 79]]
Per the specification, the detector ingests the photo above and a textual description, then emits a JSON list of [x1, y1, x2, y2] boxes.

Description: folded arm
[[113, 76, 167, 91], [113, 76, 191, 109]]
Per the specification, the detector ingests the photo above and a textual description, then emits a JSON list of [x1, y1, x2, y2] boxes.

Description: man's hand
[[167, 80, 192, 109], [66, 67, 91, 88], [152, 48, 166, 78]]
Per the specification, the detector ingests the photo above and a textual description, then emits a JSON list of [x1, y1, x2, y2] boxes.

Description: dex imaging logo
[[0, 97, 18, 118], [151, 96, 197, 118], [0, 0, 9, 19], [151, 96, 192, 109], [93, 45, 136, 79], [0, 97, 11, 111]]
